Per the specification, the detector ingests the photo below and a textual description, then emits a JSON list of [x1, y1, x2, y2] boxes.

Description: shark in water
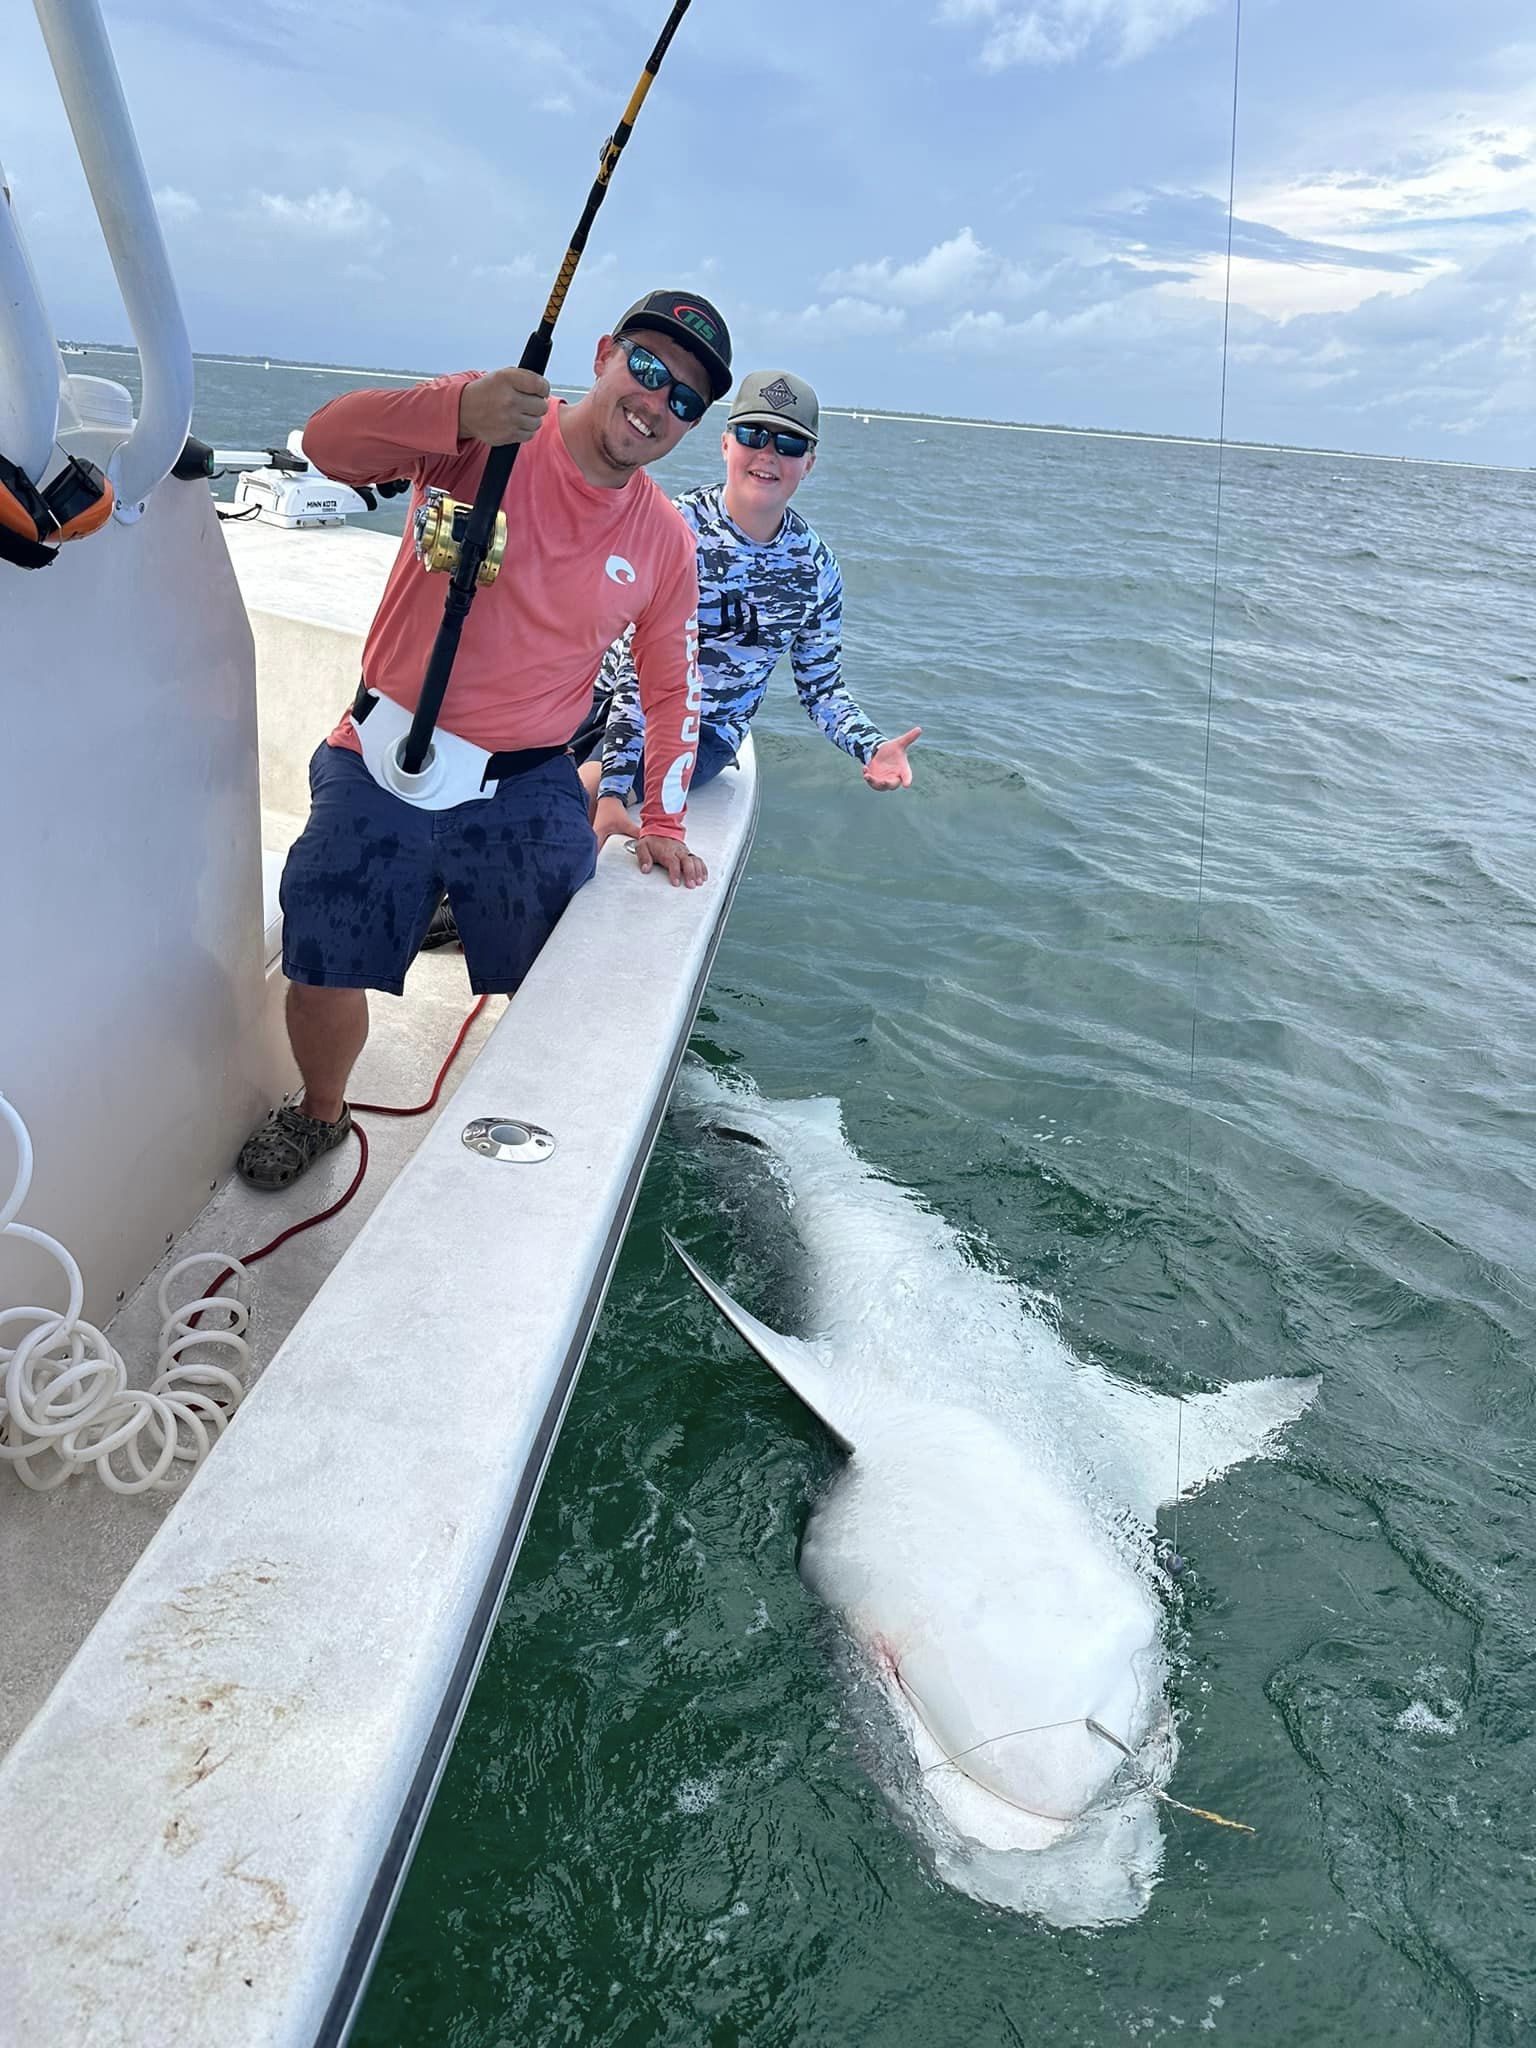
[[669, 1071, 1318, 1927]]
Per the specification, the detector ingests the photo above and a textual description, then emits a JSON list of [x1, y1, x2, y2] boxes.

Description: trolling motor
[[173, 432, 381, 528]]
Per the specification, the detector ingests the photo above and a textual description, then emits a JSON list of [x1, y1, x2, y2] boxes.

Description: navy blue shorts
[[280, 742, 597, 996]]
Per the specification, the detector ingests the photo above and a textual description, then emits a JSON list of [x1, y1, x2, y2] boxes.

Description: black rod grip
[[400, 327, 552, 773]]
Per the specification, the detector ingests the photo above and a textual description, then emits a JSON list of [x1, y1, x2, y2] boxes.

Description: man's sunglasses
[[622, 342, 709, 423], [731, 423, 813, 459]]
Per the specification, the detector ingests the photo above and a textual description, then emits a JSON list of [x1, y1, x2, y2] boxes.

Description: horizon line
[[65, 341, 1533, 478]]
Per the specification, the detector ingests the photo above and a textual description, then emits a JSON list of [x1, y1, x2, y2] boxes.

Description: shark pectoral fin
[[665, 1233, 857, 1455], [1157, 1372, 1320, 1507]]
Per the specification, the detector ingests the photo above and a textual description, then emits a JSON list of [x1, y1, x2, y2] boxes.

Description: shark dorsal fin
[[666, 1234, 857, 1455]]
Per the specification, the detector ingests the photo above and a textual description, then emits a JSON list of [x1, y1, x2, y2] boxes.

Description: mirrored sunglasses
[[731, 423, 813, 459], [623, 342, 709, 423]]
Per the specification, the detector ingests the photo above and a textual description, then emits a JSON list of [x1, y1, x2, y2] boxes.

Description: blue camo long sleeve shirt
[[596, 484, 885, 801]]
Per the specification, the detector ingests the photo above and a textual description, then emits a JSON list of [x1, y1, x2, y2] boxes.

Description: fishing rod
[[397, 0, 696, 781]]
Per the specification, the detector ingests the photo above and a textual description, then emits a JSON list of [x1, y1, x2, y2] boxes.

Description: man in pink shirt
[[237, 289, 732, 1190]]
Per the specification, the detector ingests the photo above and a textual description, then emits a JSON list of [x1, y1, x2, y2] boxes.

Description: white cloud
[[950, 222, 1536, 453], [1174, 251, 1455, 321], [538, 93, 574, 115], [822, 227, 990, 304], [926, 306, 1047, 351], [925, 296, 1144, 352], [1246, 113, 1536, 243], [1273, 232, 1536, 440], [447, 21, 596, 101], [822, 227, 1038, 306], [923, 271, 1232, 364], [1166, 98, 1536, 320], [770, 297, 909, 341], [153, 186, 200, 222], [939, 0, 1222, 69], [471, 256, 538, 283], [255, 186, 388, 238], [1232, 116, 1536, 336]]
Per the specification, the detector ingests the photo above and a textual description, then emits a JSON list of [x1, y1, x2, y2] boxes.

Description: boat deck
[[1, 945, 502, 1755]]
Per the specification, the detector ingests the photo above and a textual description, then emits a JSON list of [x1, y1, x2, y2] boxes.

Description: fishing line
[[1170, 0, 1244, 1567], [401, 0, 697, 774], [1085, 1718, 1255, 1834], [901, 1673, 1255, 1835], [897, 1671, 1079, 1824]]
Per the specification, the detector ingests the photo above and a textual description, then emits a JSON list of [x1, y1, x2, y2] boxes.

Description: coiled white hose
[[0, 1091, 250, 1495]]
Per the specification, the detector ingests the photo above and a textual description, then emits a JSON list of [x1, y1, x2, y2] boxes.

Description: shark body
[[672, 1073, 1317, 1925]]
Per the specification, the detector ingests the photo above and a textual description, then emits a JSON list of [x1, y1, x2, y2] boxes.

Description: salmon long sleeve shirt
[[305, 372, 701, 840]]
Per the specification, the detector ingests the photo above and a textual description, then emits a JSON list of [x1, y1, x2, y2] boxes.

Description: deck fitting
[[461, 1116, 556, 1163]]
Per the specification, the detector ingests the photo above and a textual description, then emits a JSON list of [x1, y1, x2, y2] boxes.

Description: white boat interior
[[1, 6, 756, 2039]]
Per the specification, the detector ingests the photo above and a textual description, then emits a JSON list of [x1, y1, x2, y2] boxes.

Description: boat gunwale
[[314, 775, 758, 2048]]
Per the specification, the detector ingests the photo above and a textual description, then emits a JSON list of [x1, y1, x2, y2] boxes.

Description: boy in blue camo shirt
[[575, 369, 922, 847]]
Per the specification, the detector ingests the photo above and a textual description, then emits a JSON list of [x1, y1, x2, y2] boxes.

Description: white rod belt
[[353, 690, 502, 810]]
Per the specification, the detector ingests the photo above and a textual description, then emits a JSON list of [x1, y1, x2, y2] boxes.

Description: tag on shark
[[668, 1070, 1318, 1926]]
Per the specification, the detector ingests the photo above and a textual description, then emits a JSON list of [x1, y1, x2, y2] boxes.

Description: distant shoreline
[[63, 342, 1531, 478]]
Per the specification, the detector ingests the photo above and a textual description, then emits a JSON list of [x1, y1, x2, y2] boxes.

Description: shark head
[[798, 1399, 1169, 1853]]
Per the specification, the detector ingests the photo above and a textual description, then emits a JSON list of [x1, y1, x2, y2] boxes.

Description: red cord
[[352, 995, 489, 1115], [225, 1122, 373, 1279], [190, 996, 490, 1314]]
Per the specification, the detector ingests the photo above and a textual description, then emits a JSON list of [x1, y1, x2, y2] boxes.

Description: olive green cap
[[728, 369, 819, 443]]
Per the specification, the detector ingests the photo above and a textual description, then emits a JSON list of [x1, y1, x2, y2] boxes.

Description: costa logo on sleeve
[[660, 749, 695, 816], [659, 616, 702, 812]]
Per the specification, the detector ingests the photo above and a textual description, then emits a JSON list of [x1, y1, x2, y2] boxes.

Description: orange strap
[[0, 450, 114, 568], [0, 457, 49, 539], [0, 458, 56, 568]]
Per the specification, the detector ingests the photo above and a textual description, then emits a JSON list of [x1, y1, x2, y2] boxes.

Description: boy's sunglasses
[[623, 342, 709, 423], [731, 423, 813, 459]]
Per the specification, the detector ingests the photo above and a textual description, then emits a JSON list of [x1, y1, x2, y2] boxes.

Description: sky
[[4, 0, 1532, 464]]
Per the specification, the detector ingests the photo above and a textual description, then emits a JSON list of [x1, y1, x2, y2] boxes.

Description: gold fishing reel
[[413, 486, 506, 586]]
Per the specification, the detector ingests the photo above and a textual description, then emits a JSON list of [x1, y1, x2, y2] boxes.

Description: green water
[[128, 349, 1536, 2043]]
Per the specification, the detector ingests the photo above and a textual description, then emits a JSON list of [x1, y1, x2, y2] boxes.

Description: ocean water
[[88, 349, 1536, 2042]]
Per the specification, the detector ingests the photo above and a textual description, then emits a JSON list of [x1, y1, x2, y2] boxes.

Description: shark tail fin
[[665, 1233, 857, 1455], [1161, 1372, 1319, 1506]]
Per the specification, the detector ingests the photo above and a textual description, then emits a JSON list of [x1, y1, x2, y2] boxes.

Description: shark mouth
[[894, 1665, 1142, 1827], [898, 1671, 1253, 1838]]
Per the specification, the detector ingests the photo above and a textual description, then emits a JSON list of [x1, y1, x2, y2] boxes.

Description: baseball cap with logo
[[728, 369, 820, 445], [613, 290, 733, 403]]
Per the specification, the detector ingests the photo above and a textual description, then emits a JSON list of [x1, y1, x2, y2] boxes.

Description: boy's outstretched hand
[[864, 726, 922, 790]]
